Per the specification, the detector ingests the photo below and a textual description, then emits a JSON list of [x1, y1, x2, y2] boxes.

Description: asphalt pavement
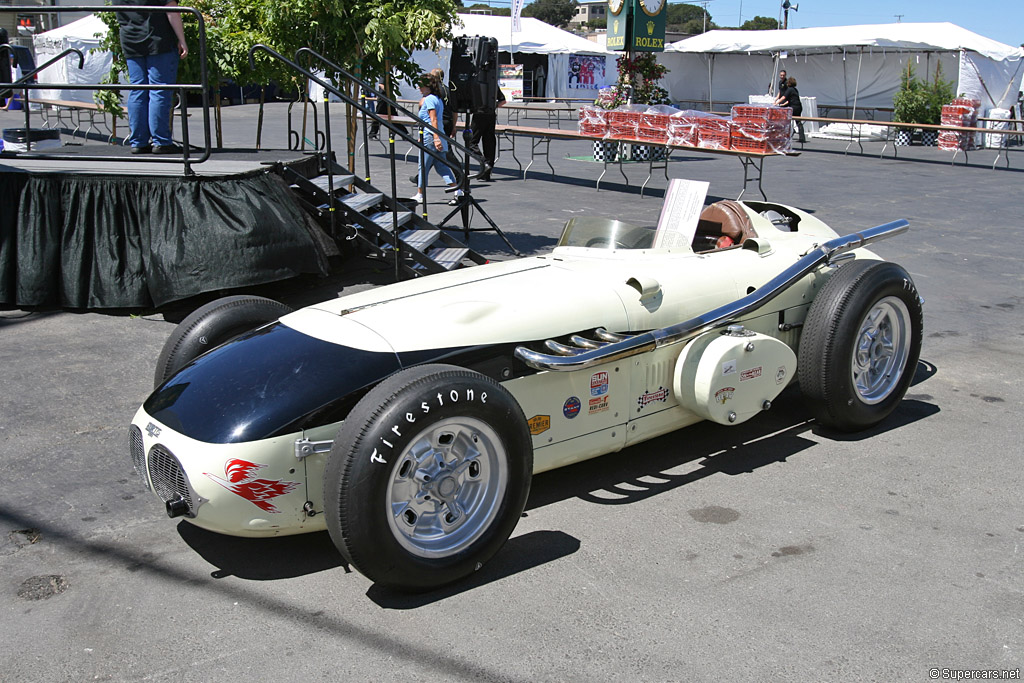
[[1, 103, 1022, 681]]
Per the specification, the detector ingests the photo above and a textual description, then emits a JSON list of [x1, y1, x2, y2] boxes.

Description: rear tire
[[153, 295, 292, 388], [798, 260, 923, 431], [323, 364, 532, 592]]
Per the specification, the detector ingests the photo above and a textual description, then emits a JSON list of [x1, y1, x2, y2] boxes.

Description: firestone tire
[[153, 295, 292, 389], [323, 364, 533, 592], [798, 259, 923, 432]]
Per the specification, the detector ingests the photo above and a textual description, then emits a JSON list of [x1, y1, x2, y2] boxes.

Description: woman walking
[[411, 74, 462, 206]]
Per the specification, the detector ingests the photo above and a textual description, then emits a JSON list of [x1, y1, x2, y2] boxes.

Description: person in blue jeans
[[410, 73, 463, 206], [117, 0, 188, 154]]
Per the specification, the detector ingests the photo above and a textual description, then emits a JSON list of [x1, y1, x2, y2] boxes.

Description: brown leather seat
[[695, 200, 758, 249]]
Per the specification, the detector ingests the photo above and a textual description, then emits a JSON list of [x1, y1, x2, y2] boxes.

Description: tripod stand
[[437, 129, 521, 256]]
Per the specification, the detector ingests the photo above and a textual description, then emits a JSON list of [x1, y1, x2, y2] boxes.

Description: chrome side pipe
[[514, 220, 910, 372]]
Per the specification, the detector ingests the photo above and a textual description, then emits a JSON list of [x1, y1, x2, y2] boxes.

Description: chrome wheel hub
[[386, 417, 508, 558], [851, 296, 912, 405]]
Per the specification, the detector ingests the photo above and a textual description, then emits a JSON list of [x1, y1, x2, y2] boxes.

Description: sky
[[704, 0, 1023, 48], [495, 0, 1024, 49]]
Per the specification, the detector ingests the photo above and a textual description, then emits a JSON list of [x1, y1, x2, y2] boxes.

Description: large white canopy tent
[[32, 14, 112, 104], [662, 23, 1024, 116], [399, 14, 612, 101]]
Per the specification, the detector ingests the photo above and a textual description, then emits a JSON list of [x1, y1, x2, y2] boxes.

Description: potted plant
[[892, 62, 927, 145], [921, 63, 955, 146]]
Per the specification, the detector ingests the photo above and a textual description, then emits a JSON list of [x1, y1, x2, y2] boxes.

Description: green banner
[[629, 0, 666, 52], [606, 0, 629, 51], [606, 0, 666, 52]]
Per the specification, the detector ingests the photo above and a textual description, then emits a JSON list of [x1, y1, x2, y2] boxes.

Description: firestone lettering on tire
[[371, 387, 489, 465]]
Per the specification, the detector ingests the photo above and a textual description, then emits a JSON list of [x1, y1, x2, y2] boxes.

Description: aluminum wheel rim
[[851, 296, 912, 405], [385, 416, 508, 558]]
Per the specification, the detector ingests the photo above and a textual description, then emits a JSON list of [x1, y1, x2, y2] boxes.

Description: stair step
[[398, 229, 441, 252], [367, 211, 414, 231], [425, 247, 470, 271], [339, 192, 383, 213], [307, 174, 356, 193]]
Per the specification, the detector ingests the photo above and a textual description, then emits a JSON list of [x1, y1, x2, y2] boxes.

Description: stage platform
[[1, 146, 334, 310]]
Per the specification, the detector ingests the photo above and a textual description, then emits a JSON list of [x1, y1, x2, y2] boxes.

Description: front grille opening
[[129, 426, 148, 488], [148, 445, 194, 514]]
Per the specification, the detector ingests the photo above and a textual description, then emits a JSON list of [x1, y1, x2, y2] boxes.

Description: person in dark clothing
[[468, 87, 504, 181], [368, 78, 407, 139], [1, 26, 11, 108], [775, 76, 805, 143], [777, 69, 787, 97], [117, 0, 188, 154]]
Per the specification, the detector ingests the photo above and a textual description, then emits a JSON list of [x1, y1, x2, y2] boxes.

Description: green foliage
[[740, 15, 778, 30], [922, 62, 955, 126], [892, 61, 928, 124], [586, 17, 607, 29], [522, 0, 577, 28], [665, 3, 713, 34], [461, 4, 510, 15], [95, 0, 460, 115]]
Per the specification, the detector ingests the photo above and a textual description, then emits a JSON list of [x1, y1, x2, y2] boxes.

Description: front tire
[[153, 295, 292, 388], [798, 259, 923, 431], [323, 364, 533, 591]]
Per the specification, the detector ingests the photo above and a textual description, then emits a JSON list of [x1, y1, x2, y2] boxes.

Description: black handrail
[[0, 5, 211, 175], [2, 46, 84, 152], [295, 47, 484, 165]]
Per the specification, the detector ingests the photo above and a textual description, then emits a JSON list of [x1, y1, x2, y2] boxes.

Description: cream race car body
[[131, 203, 878, 537]]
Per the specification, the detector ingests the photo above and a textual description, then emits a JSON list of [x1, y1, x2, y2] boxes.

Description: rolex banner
[[606, 0, 665, 52]]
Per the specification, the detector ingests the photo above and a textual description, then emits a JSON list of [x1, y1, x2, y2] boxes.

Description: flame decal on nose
[[204, 458, 299, 513]]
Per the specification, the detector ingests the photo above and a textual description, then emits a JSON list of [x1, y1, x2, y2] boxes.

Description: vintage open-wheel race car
[[128, 197, 923, 591]]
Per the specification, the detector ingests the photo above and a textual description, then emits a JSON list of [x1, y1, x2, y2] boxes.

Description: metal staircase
[[283, 157, 488, 276], [248, 44, 494, 278]]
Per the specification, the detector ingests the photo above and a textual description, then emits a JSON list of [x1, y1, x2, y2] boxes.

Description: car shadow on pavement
[[526, 379, 940, 513], [365, 530, 581, 609], [177, 525, 347, 580]]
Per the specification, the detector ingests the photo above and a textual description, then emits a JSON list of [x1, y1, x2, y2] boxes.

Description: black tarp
[[0, 169, 330, 309]]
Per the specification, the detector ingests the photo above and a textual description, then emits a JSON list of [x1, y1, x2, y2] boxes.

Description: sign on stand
[[654, 179, 709, 249]]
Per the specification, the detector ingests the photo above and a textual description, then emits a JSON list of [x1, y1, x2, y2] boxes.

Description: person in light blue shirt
[[410, 73, 462, 206]]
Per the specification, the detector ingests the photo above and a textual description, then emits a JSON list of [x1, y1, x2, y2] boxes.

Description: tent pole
[[707, 54, 714, 111], [852, 48, 863, 120]]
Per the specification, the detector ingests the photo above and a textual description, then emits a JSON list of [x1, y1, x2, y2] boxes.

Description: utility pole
[[894, 14, 904, 22]]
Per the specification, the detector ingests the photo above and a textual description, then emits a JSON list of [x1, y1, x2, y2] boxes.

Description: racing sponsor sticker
[[714, 387, 735, 404], [637, 386, 669, 409], [740, 366, 762, 382], [776, 366, 787, 385], [528, 415, 551, 435], [204, 459, 299, 514], [722, 359, 737, 376], [591, 371, 609, 396], [563, 396, 581, 419], [588, 396, 610, 415]]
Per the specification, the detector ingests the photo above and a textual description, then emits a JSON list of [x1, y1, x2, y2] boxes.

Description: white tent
[[401, 14, 612, 101], [663, 22, 1024, 115], [33, 14, 112, 104]]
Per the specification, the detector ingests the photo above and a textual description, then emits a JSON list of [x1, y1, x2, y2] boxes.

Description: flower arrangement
[[595, 52, 671, 109]]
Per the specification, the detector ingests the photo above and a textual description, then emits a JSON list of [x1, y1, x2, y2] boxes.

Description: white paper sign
[[654, 179, 710, 249]]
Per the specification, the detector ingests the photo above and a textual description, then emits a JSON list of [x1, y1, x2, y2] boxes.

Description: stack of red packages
[[606, 104, 647, 140], [729, 105, 793, 153], [939, 98, 980, 151], [636, 105, 679, 144], [667, 110, 707, 147], [578, 106, 609, 137], [697, 114, 732, 149]]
